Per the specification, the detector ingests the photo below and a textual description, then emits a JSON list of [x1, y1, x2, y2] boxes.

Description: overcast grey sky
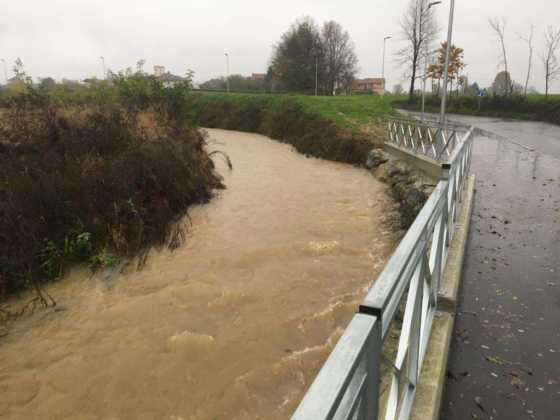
[[1, 0, 559, 92]]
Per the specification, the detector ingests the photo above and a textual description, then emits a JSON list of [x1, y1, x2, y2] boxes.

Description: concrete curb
[[438, 175, 476, 313], [410, 174, 476, 420]]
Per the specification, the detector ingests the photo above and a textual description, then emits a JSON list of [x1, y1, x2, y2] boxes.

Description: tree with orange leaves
[[428, 42, 466, 96]]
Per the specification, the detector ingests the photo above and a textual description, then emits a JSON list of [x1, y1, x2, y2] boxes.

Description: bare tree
[[518, 24, 535, 96], [136, 59, 146, 74], [396, 0, 440, 102], [321, 21, 358, 95], [489, 17, 512, 95], [542, 26, 560, 97]]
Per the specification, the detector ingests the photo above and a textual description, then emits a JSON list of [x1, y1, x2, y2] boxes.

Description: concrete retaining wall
[[384, 142, 442, 181]]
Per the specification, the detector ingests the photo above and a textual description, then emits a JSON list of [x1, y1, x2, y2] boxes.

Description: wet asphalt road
[[436, 115, 560, 420]]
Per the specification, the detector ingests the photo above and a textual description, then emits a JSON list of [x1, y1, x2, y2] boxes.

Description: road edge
[[410, 174, 476, 420]]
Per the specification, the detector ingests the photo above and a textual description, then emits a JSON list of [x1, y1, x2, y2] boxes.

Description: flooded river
[[0, 129, 397, 420]]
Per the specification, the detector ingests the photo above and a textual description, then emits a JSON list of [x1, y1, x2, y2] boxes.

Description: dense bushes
[[185, 93, 377, 165], [0, 78, 390, 300], [0, 93, 222, 297], [393, 94, 560, 126]]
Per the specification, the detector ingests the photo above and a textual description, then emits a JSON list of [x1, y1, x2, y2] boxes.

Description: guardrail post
[[440, 163, 451, 181], [360, 317, 381, 420]]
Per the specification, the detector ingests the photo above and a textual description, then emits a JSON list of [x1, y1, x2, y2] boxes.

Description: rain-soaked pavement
[[436, 115, 560, 420]]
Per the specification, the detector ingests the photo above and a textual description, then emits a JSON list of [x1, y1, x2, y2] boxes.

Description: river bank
[[0, 100, 221, 300]]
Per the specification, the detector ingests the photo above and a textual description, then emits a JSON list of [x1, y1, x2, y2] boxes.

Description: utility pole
[[420, 1, 442, 121], [382, 36, 392, 94], [100, 56, 106, 80], [440, 0, 455, 125], [422, 53, 429, 121], [315, 55, 318, 96], [225, 53, 230, 93], [0, 59, 7, 84]]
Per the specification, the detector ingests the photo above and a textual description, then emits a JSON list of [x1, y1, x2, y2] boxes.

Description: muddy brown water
[[0, 129, 397, 420]]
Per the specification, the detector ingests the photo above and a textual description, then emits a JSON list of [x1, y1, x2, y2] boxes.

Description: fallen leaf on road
[[474, 396, 485, 412], [511, 376, 524, 388], [486, 355, 511, 366]]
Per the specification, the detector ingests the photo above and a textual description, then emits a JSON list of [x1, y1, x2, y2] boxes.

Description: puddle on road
[[0, 129, 398, 420]]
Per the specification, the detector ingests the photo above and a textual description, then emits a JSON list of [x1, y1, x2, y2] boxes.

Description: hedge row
[[394, 95, 560, 126]]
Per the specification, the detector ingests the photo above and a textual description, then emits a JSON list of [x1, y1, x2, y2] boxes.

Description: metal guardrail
[[292, 124, 474, 420], [386, 118, 467, 162]]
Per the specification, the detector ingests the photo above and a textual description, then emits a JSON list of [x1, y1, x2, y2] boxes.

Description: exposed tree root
[[32, 281, 57, 308], [0, 282, 56, 327], [209, 150, 233, 170]]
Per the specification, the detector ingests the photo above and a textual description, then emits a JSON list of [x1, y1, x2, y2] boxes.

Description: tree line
[[199, 18, 359, 95], [268, 17, 358, 95], [397, 0, 560, 100]]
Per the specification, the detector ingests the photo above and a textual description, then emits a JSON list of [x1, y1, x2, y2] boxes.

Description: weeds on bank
[[0, 87, 223, 309]]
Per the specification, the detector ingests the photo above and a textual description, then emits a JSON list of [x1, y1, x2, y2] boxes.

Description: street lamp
[[224, 53, 230, 93], [382, 36, 392, 94], [0, 59, 7, 84], [315, 55, 319, 96], [421, 1, 442, 121], [100, 56, 106, 80], [440, 0, 455, 125]]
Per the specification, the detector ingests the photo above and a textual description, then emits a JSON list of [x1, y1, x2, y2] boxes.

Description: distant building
[[251, 73, 266, 81], [6, 77, 21, 86], [61, 78, 82, 87], [5, 76, 28, 90], [352, 78, 385, 95], [153, 65, 184, 88], [153, 65, 166, 78]]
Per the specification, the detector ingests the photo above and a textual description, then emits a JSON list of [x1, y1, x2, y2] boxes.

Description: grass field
[[184, 91, 396, 165], [187, 91, 396, 132], [290, 94, 395, 128]]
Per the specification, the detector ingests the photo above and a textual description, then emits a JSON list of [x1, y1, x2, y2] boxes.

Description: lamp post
[[225, 53, 230, 93], [439, 0, 455, 125], [315, 55, 319, 96], [100, 56, 106, 80], [382, 36, 392, 93], [420, 1, 442, 121], [421, 53, 433, 121], [0, 59, 7, 84]]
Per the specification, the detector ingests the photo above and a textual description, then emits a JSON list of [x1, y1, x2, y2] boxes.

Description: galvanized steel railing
[[386, 118, 466, 162], [292, 125, 474, 420]]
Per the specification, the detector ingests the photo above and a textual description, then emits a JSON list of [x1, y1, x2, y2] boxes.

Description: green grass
[[184, 91, 395, 166], [291, 95, 396, 128], [527, 94, 560, 103], [186, 91, 395, 132]]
